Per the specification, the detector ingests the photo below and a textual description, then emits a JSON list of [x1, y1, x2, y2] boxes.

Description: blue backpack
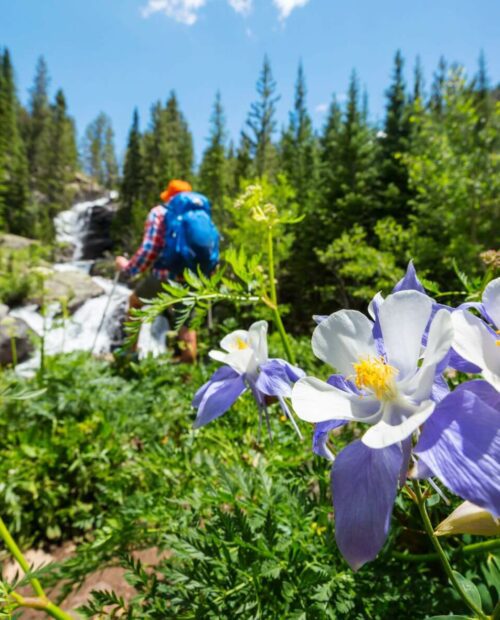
[[158, 192, 220, 278]]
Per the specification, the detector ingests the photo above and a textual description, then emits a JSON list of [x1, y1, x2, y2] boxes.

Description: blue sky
[[1, 0, 499, 164]]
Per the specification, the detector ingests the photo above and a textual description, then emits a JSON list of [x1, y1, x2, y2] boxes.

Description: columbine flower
[[451, 277, 500, 390], [292, 290, 455, 569], [193, 321, 304, 436], [293, 286, 500, 571], [293, 290, 453, 449]]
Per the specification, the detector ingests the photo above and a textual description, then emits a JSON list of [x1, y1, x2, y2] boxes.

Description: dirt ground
[[3, 546, 167, 619]]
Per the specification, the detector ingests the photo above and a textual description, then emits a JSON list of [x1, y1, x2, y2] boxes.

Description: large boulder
[[0, 233, 38, 251], [31, 271, 104, 313], [0, 313, 34, 366]]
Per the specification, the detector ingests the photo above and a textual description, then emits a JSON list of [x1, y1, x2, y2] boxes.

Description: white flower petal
[[483, 278, 500, 329], [248, 320, 268, 365], [379, 291, 433, 379], [400, 310, 453, 401], [368, 291, 384, 321], [452, 310, 500, 390], [223, 348, 256, 375], [220, 330, 249, 352], [292, 377, 381, 423], [422, 310, 454, 367], [362, 400, 435, 449], [209, 350, 229, 364], [312, 310, 377, 375]]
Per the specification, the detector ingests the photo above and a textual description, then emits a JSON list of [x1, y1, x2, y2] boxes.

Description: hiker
[[115, 179, 220, 363]]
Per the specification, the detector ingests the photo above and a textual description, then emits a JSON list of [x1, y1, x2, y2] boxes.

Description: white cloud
[[273, 0, 311, 20], [141, 0, 207, 25], [227, 0, 253, 15], [142, 0, 308, 25], [315, 102, 328, 114]]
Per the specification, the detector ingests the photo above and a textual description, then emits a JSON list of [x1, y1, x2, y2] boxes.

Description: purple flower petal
[[326, 374, 361, 394], [311, 375, 356, 459], [392, 260, 426, 294], [313, 419, 347, 460], [255, 358, 305, 398], [332, 440, 403, 570], [415, 388, 500, 517], [431, 374, 450, 403], [454, 379, 500, 410], [192, 365, 240, 407], [193, 368, 247, 428], [446, 347, 482, 374], [400, 437, 412, 486]]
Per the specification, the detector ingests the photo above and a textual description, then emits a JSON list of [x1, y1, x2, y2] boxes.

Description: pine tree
[[430, 56, 447, 115], [0, 48, 30, 234], [103, 123, 118, 189], [321, 72, 381, 236], [280, 62, 318, 198], [27, 56, 51, 193], [82, 112, 118, 189], [199, 91, 229, 227], [244, 56, 280, 178], [142, 92, 194, 207], [121, 108, 143, 211], [380, 50, 411, 219], [475, 50, 492, 125], [280, 63, 321, 326], [233, 132, 253, 189], [412, 56, 424, 103], [46, 89, 78, 209]]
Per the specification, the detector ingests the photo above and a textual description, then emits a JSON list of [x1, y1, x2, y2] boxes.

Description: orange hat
[[160, 179, 192, 203]]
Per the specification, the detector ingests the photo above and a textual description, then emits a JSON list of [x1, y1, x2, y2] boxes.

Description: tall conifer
[[0, 49, 30, 234], [199, 91, 229, 226], [380, 50, 411, 219], [280, 62, 318, 198], [83, 112, 118, 189], [244, 56, 280, 178]]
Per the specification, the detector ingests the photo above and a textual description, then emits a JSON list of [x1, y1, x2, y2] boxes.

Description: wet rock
[[31, 271, 104, 313], [80, 203, 117, 259], [0, 315, 34, 365]]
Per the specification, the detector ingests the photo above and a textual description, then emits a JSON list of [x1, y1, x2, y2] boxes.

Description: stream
[[11, 193, 167, 375]]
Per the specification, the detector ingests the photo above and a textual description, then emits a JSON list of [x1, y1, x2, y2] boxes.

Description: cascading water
[[10, 192, 167, 374]]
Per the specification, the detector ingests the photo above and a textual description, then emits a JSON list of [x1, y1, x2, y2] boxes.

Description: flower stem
[[0, 516, 45, 599], [266, 227, 295, 364], [412, 481, 488, 619], [0, 517, 73, 620], [392, 538, 500, 562]]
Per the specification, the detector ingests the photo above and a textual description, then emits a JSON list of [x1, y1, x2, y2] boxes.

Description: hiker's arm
[[120, 207, 164, 277]]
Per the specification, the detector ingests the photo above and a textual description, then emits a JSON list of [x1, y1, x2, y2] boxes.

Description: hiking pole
[[91, 270, 120, 354]]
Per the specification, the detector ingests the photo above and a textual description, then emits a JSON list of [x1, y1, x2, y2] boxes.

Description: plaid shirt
[[123, 205, 170, 280]]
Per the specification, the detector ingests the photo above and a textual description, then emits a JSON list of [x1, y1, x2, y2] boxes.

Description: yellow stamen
[[496, 331, 500, 347], [236, 337, 248, 350], [353, 356, 398, 400]]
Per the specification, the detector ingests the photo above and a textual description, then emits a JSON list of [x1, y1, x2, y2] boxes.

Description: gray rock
[[0, 233, 38, 251], [0, 316, 34, 366], [31, 271, 104, 313]]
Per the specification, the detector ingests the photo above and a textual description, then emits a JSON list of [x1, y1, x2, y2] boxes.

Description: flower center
[[353, 357, 398, 400], [496, 330, 500, 347], [236, 337, 249, 350]]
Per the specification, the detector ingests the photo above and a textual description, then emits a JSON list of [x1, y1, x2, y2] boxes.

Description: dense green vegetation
[[1, 44, 499, 619], [1, 47, 498, 323], [2, 349, 499, 618]]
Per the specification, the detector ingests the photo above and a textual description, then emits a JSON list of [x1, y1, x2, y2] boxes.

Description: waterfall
[[10, 193, 168, 374], [54, 191, 118, 260]]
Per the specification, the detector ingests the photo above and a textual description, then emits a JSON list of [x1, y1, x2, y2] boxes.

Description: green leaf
[[427, 616, 472, 619], [452, 571, 483, 611]]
